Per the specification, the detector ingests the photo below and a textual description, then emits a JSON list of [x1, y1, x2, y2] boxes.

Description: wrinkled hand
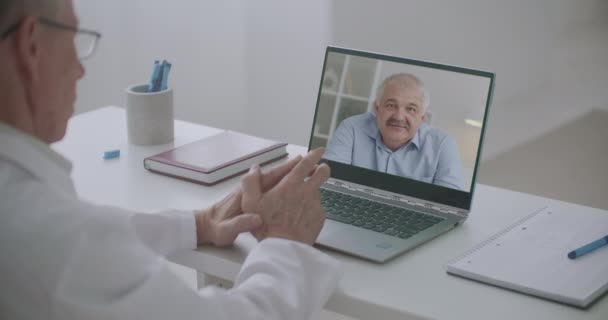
[[195, 155, 302, 247], [241, 148, 330, 245]]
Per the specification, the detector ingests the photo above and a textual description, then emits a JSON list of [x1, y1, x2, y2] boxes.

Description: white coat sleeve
[[128, 209, 197, 256], [51, 201, 342, 320], [216, 238, 341, 320]]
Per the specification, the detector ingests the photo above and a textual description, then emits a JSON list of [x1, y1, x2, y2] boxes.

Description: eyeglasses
[[1, 17, 102, 60]]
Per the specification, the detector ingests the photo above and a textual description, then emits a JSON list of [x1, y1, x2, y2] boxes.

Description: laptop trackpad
[[316, 220, 405, 262], [317, 219, 351, 239]]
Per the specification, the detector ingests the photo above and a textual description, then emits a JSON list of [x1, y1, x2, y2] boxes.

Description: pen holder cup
[[125, 84, 174, 145]]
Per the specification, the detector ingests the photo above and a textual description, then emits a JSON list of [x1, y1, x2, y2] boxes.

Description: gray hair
[[0, 0, 63, 32], [375, 73, 430, 111]]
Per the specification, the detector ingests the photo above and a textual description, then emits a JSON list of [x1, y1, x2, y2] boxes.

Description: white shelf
[[313, 133, 329, 139], [312, 54, 382, 148], [321, 89, 339, 96], [339, 93, 370, 103], [321, 90, 368, 102]]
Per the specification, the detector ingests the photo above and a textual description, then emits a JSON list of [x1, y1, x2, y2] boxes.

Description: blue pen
[[103, 149, 120, 160], [160, 61, 172, 91], [153, 60, 166, 92], [148, 60, 161, 92], [568, 235, 608, 259]]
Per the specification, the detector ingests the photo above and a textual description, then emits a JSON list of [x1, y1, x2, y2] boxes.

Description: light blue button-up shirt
[[324, 112, 464, 190]]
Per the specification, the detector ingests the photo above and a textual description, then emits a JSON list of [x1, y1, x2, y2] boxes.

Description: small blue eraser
[[103, 149, 120, 160]]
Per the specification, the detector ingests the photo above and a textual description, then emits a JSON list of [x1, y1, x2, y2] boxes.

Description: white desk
[[54, 106, 608, 320]]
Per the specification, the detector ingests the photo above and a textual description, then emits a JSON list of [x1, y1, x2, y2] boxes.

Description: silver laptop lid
[[308, 46, 495, 212]]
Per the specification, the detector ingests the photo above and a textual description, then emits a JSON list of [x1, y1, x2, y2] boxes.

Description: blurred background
[[74, 0, 608, 210]]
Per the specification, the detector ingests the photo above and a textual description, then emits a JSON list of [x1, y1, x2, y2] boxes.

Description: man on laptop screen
[[324, 73, 464, 190], [308, 47, 494, 262]]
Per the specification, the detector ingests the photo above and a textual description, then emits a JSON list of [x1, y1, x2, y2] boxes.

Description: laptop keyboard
[[320, 188, 444, 239]]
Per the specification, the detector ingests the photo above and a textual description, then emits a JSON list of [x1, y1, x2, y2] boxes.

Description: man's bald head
[[0, 0, 63, 32], [0, 0, 84, 144]]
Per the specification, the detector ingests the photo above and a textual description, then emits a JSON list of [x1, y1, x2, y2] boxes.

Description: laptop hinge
[[325, 178, 468, 218]]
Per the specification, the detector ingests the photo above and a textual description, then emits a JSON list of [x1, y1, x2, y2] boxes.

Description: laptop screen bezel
[[308, 46, 495, 210]]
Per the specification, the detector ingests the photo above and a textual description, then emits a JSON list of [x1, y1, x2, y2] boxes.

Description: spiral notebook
[[446, 206, 608, 308]]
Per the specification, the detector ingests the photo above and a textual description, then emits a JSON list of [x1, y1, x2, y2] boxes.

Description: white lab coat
[[0, 122, 341, 320]]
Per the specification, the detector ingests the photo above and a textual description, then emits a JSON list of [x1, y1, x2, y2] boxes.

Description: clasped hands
[[195, 147, 330, 246]]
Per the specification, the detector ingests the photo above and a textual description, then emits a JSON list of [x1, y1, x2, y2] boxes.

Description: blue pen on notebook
[[567, 235, 608, 259], [148, 60, 161, 92], [160, 60, 172, 91]]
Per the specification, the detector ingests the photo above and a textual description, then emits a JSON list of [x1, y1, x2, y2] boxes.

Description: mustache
[[386, 119, 409, 129]]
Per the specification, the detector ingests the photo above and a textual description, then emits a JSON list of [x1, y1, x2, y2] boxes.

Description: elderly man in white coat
[[0, 0, 340, 319]]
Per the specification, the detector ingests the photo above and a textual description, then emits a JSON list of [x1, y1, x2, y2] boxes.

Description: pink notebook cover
[[144, 131, 288, 173]]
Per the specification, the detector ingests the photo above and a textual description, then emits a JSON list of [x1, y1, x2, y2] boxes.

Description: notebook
[[309, 46, 495, 263], [144, 131, 287, 186], [446, 206, 608, 308]]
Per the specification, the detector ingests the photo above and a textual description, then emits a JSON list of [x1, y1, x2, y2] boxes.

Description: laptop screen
[[308, 46, 495, 210]]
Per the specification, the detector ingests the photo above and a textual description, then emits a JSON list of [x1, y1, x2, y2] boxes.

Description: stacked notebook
[[446, 206, 608, 308], [144, 131, 288, 186]]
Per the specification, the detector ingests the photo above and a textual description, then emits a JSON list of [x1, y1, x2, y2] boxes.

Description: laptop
[[309, 46, 495, 263]]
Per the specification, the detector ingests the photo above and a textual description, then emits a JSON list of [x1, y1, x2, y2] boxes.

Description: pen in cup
[[148, 60, 161, 92], [147, 60, 172, 92], [160, 60, 172, 91]]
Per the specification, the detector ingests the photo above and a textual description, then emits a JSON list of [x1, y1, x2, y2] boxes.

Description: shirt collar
[[0, 121, 74, 189]]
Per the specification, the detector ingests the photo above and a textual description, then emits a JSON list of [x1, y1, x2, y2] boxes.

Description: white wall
[[74, 0, 331, 146], [331, 0, 553, 106], [74, 0, 135, 114], [330, 0, 608, 160], [243, 0, 332, 145], [74, 0, 249, 132], [74, 0, 607, 158]]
